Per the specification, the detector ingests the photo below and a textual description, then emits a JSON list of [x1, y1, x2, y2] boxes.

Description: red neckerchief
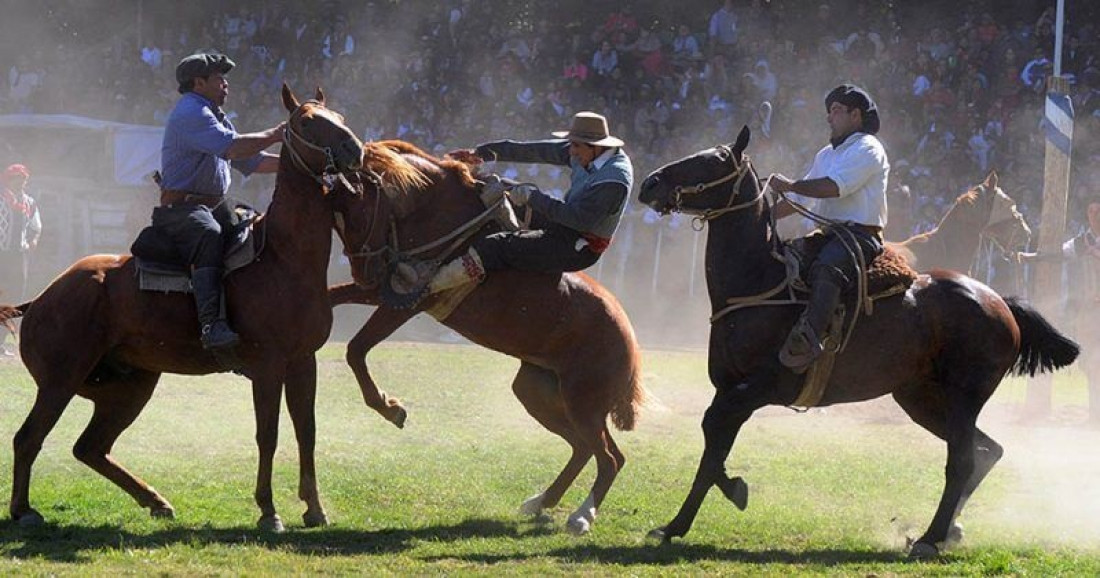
[[2, 188, 32, 218]]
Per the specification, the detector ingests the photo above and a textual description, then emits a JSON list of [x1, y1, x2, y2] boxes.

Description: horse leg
[[511, 362, 591, 517], [346, 306, 418, 428], [10, 387, 78, 525], [894, 388, 1002, 553], [73, 370, 175, 518], [652, 377, 763, 542], [284, 354, 328, 527], [251, 369, 286, 532]]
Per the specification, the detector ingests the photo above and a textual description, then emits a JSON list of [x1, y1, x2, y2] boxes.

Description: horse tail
[[1006, 297, 1079, 377], [610, 331, 646, 432], [0, 301, 31, 337]]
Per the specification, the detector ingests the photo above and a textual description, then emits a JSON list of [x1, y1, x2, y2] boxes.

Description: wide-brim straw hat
[[552, 111, 624, 147]]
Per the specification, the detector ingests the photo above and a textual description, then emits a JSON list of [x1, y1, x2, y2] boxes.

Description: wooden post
[[1024, 75, 1074, 418]]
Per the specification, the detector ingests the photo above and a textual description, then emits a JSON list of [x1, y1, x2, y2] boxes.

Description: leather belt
[[160, 190, 222, 208]]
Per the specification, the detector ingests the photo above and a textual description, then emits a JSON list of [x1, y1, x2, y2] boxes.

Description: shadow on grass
[[0, 516, 556, 563], [422, 542, 913, 567]]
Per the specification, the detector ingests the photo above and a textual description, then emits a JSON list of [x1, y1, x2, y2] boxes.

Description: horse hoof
[[389, 406, 408, 429], [149, 506, 176, 519], [944, 523, 964, 547], [258, 514, 286, 533], [519, 493, 545, 516], [16, 510, 44, 528], [908, 541, 939, 559], [566, 515, 591, 536], [302, 510, 329, 528], [716, 476, 749, 511], [646, 527, 669, 542]]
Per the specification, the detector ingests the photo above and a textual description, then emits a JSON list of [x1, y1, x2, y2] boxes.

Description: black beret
[[176, 52, 235, 92], [826, 84, 880, 135]]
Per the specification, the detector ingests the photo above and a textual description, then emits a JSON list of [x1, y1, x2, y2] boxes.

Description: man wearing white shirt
[[768, 84, 890, 373]]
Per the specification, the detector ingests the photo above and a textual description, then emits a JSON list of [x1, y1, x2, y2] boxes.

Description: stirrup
[[381, 257, 437, 309], [778, 322, 823, 374]]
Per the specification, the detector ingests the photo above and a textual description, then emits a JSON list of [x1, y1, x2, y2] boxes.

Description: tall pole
[[1024, 0, 1074, 419]]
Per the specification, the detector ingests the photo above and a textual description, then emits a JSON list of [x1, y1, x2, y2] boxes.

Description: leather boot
[[779, 275, 843, 373], [428, 249, 486, 294], [191, 267, 240, 351]]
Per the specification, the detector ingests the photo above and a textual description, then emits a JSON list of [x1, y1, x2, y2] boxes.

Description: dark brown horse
[[894, 171, 1031, 274], [0, 86, 364, 531], [637, 126, 1078, 557], [328, 140, 644, 534]]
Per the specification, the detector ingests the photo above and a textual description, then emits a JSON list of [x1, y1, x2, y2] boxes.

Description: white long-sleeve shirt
[[795, 133, 890, 228]]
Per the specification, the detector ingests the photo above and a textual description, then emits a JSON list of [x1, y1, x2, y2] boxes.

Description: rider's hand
[[509, 184, 538, 206], [268, 122, 287, 144], [768, 173, 793, 194], [447, 149, 483, 166]]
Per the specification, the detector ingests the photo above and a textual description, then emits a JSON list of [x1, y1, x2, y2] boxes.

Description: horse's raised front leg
[[651, 372, 769, 542], [284, 354, 328, 527], [251, 366, 287, 532], [345, 306, 418, 428]]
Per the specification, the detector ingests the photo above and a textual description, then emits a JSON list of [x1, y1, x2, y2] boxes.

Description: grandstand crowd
[[3, 0, 1099, 341]]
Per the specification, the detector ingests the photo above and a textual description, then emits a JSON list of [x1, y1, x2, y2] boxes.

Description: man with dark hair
[[768, 84, 890, 373], [155, 52, 284, 352]]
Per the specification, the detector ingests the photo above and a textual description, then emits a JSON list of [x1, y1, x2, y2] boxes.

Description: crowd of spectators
[[3, 0, 1100, 342]]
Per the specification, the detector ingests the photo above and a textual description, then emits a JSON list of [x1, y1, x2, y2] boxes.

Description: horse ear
[[282, 83, 299, 113], [314, 87, 326, 105], [984, 170, 998, 189], [731, 125, 751, 156]]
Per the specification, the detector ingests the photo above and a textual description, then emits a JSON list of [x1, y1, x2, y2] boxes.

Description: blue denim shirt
[[160, 92, 262, 196]]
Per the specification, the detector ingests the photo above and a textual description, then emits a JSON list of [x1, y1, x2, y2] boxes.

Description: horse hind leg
[[511, 363, 593, 520], [893, 385, 999, 557], [73, 369, 174, 518], [10, 386, 79, 525], [557, 371, 632, 536]]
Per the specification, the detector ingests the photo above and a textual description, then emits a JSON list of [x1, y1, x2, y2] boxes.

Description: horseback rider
[[155, 52, 284, 351], [768, 84, 890, 373], [399, 111, 633, 300]]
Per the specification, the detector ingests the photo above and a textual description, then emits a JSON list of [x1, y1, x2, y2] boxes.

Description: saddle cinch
[[130, 204, 264, 293]]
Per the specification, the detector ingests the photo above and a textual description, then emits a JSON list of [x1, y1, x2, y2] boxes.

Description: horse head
[[976, 171, 1031, 255], [331, 141, 437, 289], [639, 125, 760, 218], [280, 84, 364, 181]]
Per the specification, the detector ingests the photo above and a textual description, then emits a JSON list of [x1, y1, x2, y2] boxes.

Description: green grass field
[[1, 341, 1098, 576]]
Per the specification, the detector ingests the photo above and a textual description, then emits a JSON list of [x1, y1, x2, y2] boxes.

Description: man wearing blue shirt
[[392, 112, 633, 306], [154, 52, 284, 351]]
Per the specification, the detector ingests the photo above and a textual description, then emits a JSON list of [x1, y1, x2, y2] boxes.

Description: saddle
[[130, 204, 264, 293], [783, 230, 919, 409], [786, 230, 918, 299]]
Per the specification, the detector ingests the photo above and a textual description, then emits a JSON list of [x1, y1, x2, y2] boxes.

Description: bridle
[[667, 145, 766, 227], [282, 100, 357, 192]]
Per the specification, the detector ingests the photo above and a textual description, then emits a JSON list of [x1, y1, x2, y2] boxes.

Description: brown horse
[[0, 85, 364, 531], [327, 139, 644, 535], [894, 172, 1030, 274], [637, 126, 1078, 557]]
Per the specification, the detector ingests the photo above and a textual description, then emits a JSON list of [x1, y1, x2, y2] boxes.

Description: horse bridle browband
[[282, 100, 356, 192], [670, 146, 766, 224]]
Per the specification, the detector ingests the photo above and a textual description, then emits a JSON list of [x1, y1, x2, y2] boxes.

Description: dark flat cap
[[826, 84, 880, 135], [175, 52, 235, 90]]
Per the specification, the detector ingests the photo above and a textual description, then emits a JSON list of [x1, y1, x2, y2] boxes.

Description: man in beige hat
[[396, 111, 633, 304]]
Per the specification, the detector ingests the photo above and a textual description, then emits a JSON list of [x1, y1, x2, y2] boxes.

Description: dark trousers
[[0, 249, 27, 301], [151, 203, 232, 268], [473, 224, 600, 273], [808, 227, 884, 287]]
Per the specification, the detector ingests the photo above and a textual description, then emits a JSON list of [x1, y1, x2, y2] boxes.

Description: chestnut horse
[[637, 126, 1078, 557], [894, 171, 1030, 273], [328, 140, 644, 535], [0, 86, 364, 531]]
